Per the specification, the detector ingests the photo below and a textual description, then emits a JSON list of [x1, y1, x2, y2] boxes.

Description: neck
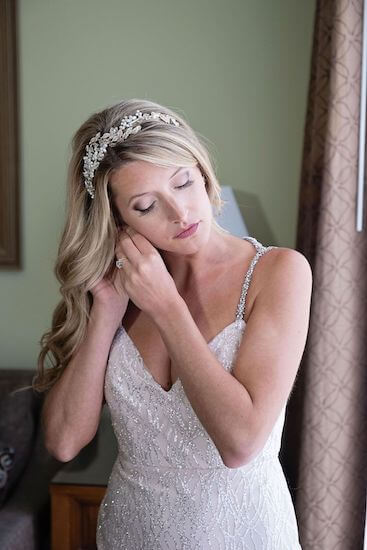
[[160, 227, 233, 291]]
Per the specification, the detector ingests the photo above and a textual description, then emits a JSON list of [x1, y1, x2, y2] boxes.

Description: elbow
[[45, 443, 74, 463], [43, 420, 99, 463], [44, 437, 80, 463], [45, 429, 98, 462], [48, 445, 79, 463], [223, 450, 248, 469], [222, 439, 260, 469], [53, 452, 75, 463]]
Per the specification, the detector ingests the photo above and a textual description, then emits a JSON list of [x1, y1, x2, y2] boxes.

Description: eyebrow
[[127, 167, 186, 205]]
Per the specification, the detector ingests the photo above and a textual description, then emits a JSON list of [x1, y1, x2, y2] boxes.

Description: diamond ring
[[116, 257, 127, 269]]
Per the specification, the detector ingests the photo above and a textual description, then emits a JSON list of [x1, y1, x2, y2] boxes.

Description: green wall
[[0, 0, 315, 369]]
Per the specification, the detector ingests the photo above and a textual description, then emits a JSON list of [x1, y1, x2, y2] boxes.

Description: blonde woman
[[37, 98, 312, 549]]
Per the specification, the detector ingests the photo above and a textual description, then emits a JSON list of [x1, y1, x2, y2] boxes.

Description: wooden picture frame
[[0, 0, 20, 269]]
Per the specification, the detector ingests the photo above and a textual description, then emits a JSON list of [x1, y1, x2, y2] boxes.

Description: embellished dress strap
[[235, 236, 277, 321]]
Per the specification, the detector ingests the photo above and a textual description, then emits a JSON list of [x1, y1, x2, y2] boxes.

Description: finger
[[113, 260, 130, 298], [116, 227, 156, 266], [113, 265, 126, 294], [116, 233, 140, 267], [124, 227, 156, 255]]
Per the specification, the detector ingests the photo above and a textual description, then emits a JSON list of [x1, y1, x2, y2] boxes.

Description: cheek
[[125, 215, 160, 238], [198, 184, 212, 207]]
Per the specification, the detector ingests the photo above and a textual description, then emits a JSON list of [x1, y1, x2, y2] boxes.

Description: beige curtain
[[279, 1, 367, 549]]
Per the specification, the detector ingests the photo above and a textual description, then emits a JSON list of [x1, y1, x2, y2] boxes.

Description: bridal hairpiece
[[82, 109, 180, 199]]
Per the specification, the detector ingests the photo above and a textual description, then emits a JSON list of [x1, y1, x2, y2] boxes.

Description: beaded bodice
[[104, 236, 282, 469], [96, 236, 302, 549]]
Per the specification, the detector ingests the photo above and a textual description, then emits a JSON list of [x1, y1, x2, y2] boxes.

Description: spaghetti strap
[[235, 236, 277, 321]]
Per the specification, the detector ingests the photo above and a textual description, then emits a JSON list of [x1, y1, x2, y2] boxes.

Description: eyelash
[[136, 180, 194, 215]]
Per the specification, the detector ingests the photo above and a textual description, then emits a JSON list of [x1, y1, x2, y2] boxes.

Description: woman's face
[[109, 160, 214, 252]]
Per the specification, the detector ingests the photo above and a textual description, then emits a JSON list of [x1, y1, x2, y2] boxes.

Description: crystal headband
[[82, 109, 180, 199]]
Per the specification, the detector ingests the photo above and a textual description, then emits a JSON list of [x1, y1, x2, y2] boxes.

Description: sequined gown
[[96, 236, 302, 549]]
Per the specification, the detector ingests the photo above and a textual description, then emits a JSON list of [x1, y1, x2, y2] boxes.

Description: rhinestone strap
[[235, 236, 277, 321]]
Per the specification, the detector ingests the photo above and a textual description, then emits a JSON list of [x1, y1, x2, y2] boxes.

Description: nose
[[165, 197, 189, 223]]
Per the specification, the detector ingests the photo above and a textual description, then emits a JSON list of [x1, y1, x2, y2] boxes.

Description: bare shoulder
[[241, 244, 313, 322], [255, 245, 313, 294]]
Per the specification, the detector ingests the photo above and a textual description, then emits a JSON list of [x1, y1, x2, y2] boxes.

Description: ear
[[118, 220, 128, 231]]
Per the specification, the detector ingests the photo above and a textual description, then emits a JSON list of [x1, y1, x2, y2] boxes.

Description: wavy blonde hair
[[29, 97, 228, 394]]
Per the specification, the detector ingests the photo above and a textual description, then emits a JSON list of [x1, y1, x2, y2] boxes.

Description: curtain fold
[[279, 1, 367, 548]]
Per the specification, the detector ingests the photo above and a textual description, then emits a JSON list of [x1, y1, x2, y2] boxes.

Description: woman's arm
[[152, 248, 312, 468], [42, 304, 120, 462]]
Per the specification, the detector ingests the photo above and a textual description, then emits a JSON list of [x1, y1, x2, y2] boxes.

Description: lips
[[175, 222, 198, 238]]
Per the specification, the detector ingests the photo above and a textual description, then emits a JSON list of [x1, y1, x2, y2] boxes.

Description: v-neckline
[[115, 235, 258, 393], [118, 318, 246, 394]]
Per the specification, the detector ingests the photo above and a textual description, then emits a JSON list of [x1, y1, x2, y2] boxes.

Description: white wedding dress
[[96, 236, 302, 549]]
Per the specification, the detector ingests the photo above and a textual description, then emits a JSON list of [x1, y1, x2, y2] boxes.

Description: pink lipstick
[[175, 222, 199, 239]]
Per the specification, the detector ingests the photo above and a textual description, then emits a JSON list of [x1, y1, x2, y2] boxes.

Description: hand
[[90, 273, 129, 318], [89, 258, 130, 326], [115, 226, 180, 319]]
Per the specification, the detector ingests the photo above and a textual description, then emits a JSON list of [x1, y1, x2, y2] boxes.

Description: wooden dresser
[[49, 407, 118, 550]]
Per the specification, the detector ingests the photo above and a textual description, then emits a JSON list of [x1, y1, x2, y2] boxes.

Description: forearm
[[42, 305, 119, 462], [152, 297, 254, 467]]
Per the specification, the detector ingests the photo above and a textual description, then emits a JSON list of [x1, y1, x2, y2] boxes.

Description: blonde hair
[[30, 97, 228, 394]]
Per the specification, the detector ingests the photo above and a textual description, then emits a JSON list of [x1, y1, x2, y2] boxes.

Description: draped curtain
[[279, 1, 367, 548]]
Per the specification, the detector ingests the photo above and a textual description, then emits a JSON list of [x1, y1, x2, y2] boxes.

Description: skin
[[109, 160, 237, 298]]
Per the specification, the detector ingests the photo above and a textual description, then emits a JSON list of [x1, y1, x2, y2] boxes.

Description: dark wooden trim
[[0, 0, 20, 269], [50, 483, 106, 550]]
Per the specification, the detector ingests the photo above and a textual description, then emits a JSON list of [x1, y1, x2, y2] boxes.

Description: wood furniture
[[49, 408, 118, 550]]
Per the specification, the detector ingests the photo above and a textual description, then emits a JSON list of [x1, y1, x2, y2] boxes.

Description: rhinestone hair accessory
[[82, 109, 180, 199]]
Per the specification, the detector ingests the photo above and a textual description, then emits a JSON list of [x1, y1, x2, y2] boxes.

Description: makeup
[[174, 222, 199, 239]]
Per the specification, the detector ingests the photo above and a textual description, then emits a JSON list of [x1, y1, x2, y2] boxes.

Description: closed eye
[[135, 179, 194, 215]]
